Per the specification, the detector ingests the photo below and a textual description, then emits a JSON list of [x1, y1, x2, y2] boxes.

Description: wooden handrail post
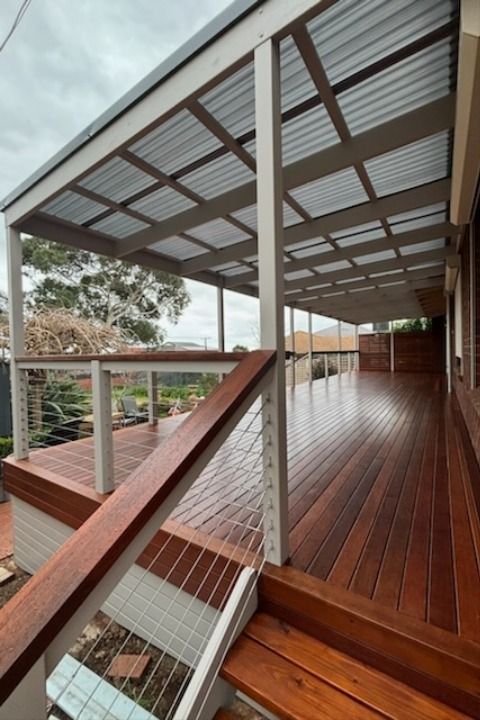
[[255, 38, 289, 565], [147, 371, 158, 425], [91, 360, 114, 493]]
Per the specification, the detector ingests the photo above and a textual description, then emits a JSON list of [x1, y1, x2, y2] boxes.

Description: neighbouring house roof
[[1, 0, 461, 325], [285, 330, 355, 353]]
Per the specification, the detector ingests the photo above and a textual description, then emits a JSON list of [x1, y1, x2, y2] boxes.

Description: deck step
[[221, 613, 472, 720], [258, 564, 480, 717]]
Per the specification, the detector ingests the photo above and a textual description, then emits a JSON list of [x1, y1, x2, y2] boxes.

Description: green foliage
[[198, 373, 218, 397], [311, 357, 338, 380], [232, 344, 249, 352], [0, 437, 13, 460], [159, 385, 192, 400], [23, 237, 190, 346], [393, 318, 432, 333], [38, 377, 90, 428]]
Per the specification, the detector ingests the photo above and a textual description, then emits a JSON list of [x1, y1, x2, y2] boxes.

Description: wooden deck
[[5, 372, 480, 642]]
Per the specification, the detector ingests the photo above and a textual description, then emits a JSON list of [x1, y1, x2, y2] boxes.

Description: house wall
[[11, 496, 217, 668], [452, 203, 480, 465]]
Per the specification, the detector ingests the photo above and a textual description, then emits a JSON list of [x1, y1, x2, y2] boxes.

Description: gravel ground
[[1, 558, 264, 719]]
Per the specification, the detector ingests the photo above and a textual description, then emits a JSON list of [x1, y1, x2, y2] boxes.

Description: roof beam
[[224, 221, 457, 288], [284, 246, 454, 292], [115, 95, 455, 258], [182, 178, 452, 274], [300, 278, 444, 311], [287, 268, 445, 302], [6, 0, 338, 226]]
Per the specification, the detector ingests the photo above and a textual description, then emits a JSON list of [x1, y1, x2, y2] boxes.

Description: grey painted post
[[91, 360, 114, 493], [255, 38, 289, 566], [337, 319, 342, 374], [308, 312, 313, 384], [147, 371, 158, 425], [354, 324, 359, 370], [290, 306, 295, 387], [6, 225, 28, 460]]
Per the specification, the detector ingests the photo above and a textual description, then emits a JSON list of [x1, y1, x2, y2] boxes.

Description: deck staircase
[[214, 565, 480, 720]]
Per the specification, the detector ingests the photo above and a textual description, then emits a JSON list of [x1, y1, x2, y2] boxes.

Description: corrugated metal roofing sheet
[[314, 259, 352, 273], [284, 269, 315, 281], [43, 190, 107, 225], [331, 222, 386, 248], [78, 157, 155, 203], [180, 151, 255, 199], [307, 0, 456, 86], [91, 213, 150, 239], [188, 218, 251, 248], [230, 201, 304, 231], [364, 131, 450, 198], [200, 62, 255, 138], [289, 167, 369, 218], [354, 250, 397, 264], [282, 104, 339, 164], [338, 38, 454, 136], [129, 109, 222, 176], [149, 236, 209, 260], [129, 186, 196, 222], [399, 239, 445, 255], [387, 202, 447, 231], [280, 35, 317, 112]]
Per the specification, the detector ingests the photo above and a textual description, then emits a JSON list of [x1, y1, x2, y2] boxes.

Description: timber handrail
[[14, 351, 248, 363], [0, 349, 275, 703]]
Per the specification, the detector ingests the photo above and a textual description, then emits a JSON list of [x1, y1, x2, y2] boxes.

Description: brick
[[108, 654, 151, 679]]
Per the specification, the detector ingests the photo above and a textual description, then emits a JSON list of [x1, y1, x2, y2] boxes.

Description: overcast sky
[[0, 0, 333, 348]]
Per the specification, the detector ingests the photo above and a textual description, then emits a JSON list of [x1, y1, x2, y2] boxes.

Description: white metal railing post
[[348, 352, 351, 372], [325, 353, 329, 379], [290, 306, 296, 387], [355, 325, 359, 369], [390, 323, 395, 372], [147, 371, 158, 425], [337, 319, 342, 374], [446, 295, 452, 393], [91, 360, 114, 493], [0, 656, 47, 720], [6, 225, 29, 460], [255, 38, 289, 566], [308, 311, 313, 384]]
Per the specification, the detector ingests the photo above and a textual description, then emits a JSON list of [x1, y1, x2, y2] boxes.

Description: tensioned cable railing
[[48, 399, 268, 719], [0, 350, 278, 720]]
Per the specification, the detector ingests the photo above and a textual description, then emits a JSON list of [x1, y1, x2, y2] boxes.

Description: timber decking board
[[4, 372, 480, 642], [236, 613, 471, 719]]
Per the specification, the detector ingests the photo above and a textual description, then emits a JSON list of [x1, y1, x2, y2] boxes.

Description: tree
[[23, 237, 190, 346], [393, 318, 432, 333], [232, 344, 249, 352]]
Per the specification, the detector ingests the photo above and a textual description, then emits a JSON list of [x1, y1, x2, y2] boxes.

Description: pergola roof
[[1, 0, 462, 325]]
